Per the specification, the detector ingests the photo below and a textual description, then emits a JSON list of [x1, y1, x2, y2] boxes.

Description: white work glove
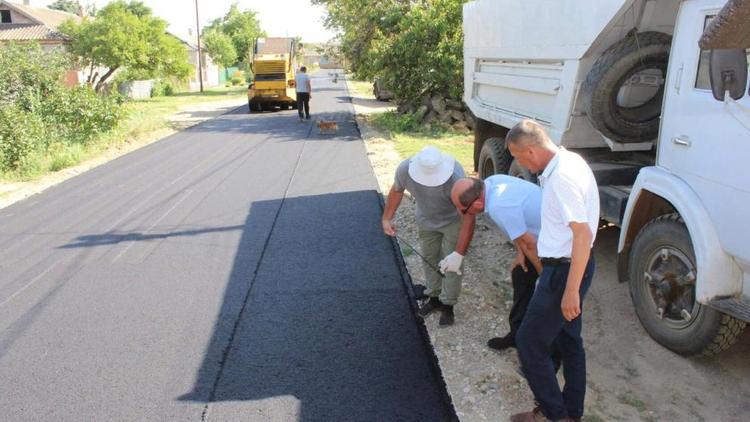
[[439, 251, 464, 275]]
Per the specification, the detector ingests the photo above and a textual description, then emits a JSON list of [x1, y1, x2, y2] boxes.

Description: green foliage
[[0, 105, 46, 172], [202, 29, 238, 68], [39, 87, 123, 143], [0, 43, 71, 111], [150, 79, 175, 97], [204, 3, 266, 64], [47, 0, 80, 14], [48, 0, 96, 16], [376, 0, 465, 104], [0, 43, 123, 174], [59, 1, 191, 92], [314, 0, 466, 105]]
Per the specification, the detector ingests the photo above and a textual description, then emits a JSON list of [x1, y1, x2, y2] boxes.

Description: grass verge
[[369, 110, 474, 172], [348, 79, 374, 98]]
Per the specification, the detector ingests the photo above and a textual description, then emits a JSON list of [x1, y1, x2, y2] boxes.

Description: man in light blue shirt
[[450, 175, 546, 351]]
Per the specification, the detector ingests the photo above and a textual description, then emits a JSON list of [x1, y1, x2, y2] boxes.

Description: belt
[[541, 257, 571, 266]]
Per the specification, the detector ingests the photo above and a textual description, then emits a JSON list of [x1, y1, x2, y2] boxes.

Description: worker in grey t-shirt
[[381, 146, 470, 326]]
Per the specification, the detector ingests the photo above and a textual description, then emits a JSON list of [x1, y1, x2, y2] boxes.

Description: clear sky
[[35, 0, 337, 43]]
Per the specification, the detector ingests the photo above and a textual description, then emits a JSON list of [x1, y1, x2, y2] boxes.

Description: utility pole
[[194, 0, 204, 92]]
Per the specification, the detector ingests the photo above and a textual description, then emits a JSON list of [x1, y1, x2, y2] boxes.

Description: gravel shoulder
[[348, 79, 750, 422]]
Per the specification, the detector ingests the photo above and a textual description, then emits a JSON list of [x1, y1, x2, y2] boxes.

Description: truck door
[[658, 0, 750, 262]]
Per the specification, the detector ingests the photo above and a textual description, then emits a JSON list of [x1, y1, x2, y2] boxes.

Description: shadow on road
[[170, 191, 455, 421]]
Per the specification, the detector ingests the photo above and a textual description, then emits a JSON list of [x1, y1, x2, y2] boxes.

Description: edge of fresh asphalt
[[376, 191, 460, 422], [342, 76, 459, 420]]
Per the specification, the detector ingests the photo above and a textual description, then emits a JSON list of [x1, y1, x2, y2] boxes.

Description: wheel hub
[[644, 247, 698, 328]]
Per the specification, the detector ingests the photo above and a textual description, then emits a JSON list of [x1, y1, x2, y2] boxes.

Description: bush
[[39, 87, 123, 144], [230, 76, 244, 86], [0, 43, 70, 111], [0, 105, 46, 171], [151, 79, 175, 97], [0, 42, 124, 175]]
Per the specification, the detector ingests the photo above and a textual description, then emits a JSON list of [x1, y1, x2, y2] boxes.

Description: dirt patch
[[349, 79, 750, 422]]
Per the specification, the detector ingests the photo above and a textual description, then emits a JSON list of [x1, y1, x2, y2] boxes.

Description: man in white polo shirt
[[506, 119, 599, 422]]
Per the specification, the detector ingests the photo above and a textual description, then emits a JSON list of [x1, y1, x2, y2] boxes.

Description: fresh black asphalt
[[0, 71, 457, 421]]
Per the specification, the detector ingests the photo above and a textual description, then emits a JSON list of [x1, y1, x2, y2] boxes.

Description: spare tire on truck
[[583, 31, 672, 143]]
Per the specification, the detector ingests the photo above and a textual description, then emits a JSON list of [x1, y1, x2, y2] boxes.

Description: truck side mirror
[[709, 49, 748, 101]]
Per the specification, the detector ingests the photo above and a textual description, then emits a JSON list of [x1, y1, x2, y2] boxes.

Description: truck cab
[[464, 0, 750, 355]]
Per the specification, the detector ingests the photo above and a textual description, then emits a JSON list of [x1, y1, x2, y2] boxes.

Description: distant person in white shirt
[[506, 119, 599, 422], [295, 66, 312, 121]]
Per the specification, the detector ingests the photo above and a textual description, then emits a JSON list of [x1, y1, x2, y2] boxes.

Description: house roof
[[0, 0, 82, 42], [700, 0, 750, 49], [168, 31, 198, 50], [0, 23, 65, 41]]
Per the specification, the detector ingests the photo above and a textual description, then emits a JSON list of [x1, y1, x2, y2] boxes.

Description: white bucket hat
[[408, 146, 455, 187]]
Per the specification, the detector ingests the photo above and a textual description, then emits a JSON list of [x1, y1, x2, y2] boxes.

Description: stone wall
[[398, 94, 476, 132]]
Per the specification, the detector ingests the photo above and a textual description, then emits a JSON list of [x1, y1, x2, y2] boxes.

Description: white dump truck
[[464, 0, 750, 355]]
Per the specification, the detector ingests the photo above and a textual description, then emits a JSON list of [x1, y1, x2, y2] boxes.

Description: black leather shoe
[[418, 297, 442, 317], [439, 305, 454, 326], [487, 335, 515, 351], [412, 284, 428, 300]]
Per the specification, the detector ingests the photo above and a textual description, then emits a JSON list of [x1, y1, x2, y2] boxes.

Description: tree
[[314, 0, 465, 104], [59, 1, 191, 92], [203, 3, 265, 65], [311, 0, 409, 79], [47, 0, 96, 17], [202, 29, 237, 68], [47, 0, 79, 14], [375, 0, 465, 103]]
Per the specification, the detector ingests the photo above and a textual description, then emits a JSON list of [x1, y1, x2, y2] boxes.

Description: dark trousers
[[516, 257, 595, 420], [508, 261, 562, 372], [508, 261, 539, 338], [296, 92, 310, 118]]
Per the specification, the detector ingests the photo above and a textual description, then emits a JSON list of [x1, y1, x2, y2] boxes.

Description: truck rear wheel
[[478, 137, 512, 179], [509, 159, 536, 183], [249, 101, 262, 113], [583, 31, 671, 143], [629, 213, 746, 356]]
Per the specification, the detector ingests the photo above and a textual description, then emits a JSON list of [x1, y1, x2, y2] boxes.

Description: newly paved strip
[[0, 72, 456, 421]]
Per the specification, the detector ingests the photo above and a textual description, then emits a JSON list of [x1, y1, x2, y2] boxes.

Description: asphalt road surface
[[0, 72, 456, 421]]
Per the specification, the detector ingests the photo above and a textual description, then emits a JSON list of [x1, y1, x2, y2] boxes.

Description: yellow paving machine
[[247, 37, 298, 112]]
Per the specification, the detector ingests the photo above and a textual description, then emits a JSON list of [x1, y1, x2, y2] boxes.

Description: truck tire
[[249, 101, 262, 113], [583, 31, 672, 143], [628, 213, 746, 356], [509, 159, 537, 183], [478, 137, 512, 179]]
